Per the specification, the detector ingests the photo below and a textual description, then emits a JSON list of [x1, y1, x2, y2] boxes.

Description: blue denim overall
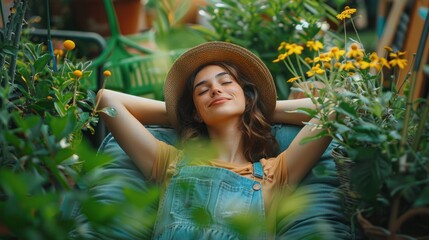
[[152, 158, 267, 240]]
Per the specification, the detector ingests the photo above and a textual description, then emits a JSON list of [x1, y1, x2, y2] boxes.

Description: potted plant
[[273, 6, 429, 238]]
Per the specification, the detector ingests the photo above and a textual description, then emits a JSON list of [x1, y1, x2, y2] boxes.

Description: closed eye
[[198, 89, 208, 96]]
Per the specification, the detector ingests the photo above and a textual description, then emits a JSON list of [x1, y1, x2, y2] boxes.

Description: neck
[[207, 119, 248, 164]]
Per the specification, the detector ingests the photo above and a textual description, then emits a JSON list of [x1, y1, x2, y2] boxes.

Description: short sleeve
[[150, 140, 181, 184]]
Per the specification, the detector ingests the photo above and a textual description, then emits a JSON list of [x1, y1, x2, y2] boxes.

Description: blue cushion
[[66, 124, 353, 239]]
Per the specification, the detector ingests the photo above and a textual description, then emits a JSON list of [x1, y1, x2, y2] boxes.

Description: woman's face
[[192, 65, 246, 126]]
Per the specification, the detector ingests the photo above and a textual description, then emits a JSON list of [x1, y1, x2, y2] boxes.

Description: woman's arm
[[283, 116, 332, 185], [96, 89, 169, 178], [272, 98, 316, 125]]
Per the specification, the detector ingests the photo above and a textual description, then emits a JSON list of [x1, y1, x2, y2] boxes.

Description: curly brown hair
[[176, 62, 279, 162]]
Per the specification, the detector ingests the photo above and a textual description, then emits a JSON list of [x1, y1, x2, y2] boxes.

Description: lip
[[209, 97, 230, 107]]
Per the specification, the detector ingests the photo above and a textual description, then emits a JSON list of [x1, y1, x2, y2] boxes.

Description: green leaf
[[80, 144, 112, 173], [46, 112, 76, 139], [335, 101, 358, 118], [333, 122, 351, 134], [350, 148, 392, 201], [87, 90, 97, 105], [414, 186, 429, 207], [54, 101, 67, 117], [99, 107, 117, 117], [300, 129, 329, 145], [13, 113, 41, 131], [59, 79, 75, 92], [295, 107, 318, 117], [33, 54, 52, 73]]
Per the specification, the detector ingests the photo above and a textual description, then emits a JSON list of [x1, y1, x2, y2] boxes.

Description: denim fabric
[[152, 160, 267, 240]]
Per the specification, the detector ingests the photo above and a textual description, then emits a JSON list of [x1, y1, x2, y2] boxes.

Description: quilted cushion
[[64, 124, 353, 239]]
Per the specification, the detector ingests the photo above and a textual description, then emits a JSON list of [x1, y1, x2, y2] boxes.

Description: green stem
[[295, 54, 306, 80], [350, 18, 362, 50], [284, 57, 299, 76], [412, 95, 429, 151], [72, 78, 78, 106], [401, 71, 417, 148]]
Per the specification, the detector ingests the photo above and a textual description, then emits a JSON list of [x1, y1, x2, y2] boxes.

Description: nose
[[210, 85, 222, 97]]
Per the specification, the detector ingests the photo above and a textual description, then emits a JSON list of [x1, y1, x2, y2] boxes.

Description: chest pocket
[[170, 177, 212, 220], [214, 181, 254, 221]]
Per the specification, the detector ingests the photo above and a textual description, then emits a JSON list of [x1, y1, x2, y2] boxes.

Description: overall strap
[[252, 161, 264, 179]]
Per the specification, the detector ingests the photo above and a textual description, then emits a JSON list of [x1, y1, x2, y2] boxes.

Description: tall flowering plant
[[274, 6, 429, 238]]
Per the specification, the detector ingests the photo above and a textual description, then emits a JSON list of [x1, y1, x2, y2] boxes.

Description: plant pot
[[70, 0, 142, 36], [331, 147, 359, 219]]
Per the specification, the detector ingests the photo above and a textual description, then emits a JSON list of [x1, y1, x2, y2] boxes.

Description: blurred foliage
[[0, 1, 158, 239], [145, 0, 206, 50]]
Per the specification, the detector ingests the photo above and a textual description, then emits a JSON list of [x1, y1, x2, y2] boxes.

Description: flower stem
[[412, 95, 429, 151], [72, 78, 79, 106]]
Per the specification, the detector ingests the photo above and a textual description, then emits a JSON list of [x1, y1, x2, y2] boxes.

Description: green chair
[[84, 0, 189, 100]]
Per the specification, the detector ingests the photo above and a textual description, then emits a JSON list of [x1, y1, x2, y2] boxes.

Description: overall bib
[[152, 158, 268, 240]]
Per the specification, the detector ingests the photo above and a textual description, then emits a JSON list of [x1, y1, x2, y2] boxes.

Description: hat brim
[[164, 41, 276, 128]]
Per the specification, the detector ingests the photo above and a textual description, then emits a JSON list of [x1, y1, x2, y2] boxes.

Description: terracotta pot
[[71, 0, 142, 36]]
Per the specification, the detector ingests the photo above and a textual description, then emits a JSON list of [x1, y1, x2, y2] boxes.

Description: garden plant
[[273, 5, 429, 238], [0, 1, 160, 239]]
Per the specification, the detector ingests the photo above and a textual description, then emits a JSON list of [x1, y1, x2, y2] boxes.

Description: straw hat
[[164, 41, 276, 127]]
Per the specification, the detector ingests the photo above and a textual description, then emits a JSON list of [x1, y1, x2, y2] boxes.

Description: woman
[[97, 42, 332, 239]]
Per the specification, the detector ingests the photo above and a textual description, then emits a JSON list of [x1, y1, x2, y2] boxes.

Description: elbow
[[96, 89, 114, 112]]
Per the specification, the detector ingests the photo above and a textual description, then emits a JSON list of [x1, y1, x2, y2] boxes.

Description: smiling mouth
[[209, 98, 229, 107]]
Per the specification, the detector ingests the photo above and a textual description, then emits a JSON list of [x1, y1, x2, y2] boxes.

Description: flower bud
[[64, 40, 76, 51], [73, 70, 83, 78], [103, 70, 112, 77]]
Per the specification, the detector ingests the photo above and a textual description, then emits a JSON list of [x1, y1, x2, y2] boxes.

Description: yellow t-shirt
[[150, 140, 290, 212]]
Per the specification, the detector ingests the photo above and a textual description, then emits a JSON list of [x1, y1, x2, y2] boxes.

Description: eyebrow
[[193, 71, 229, 90]]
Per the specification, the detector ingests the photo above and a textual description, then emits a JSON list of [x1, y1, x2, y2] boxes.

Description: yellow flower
[[73, 70, 83, 78], [323, 62, 332, 69], [278, 42, 287, 51], [306, 64, 325, 77], [384, 46, 393, 52], [358, 60, 371, 70], [273, 53, 288, 63], [64, 40, 76, 51], [389, 52, 408, 69], [379, 57, 391, 69], [334, 62, 342, 69], [336, 6, 357, 20], [306, 40, 324, 51], [341, 61, 355, 71], [46, 96, 53, 100], [287, 76, 301, 83], [314, 53, 331, 63], [329, 47, 346, 60], [304, 57, 314, 64], [369, 52, 379, 62], [103, 70, 112, 77], [347, 44, 364, 59], [54, 49, 64, 57], [286, 43, 304, 55]]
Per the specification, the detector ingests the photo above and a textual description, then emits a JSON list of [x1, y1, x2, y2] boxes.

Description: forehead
[[193, 65, 231, 85]]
